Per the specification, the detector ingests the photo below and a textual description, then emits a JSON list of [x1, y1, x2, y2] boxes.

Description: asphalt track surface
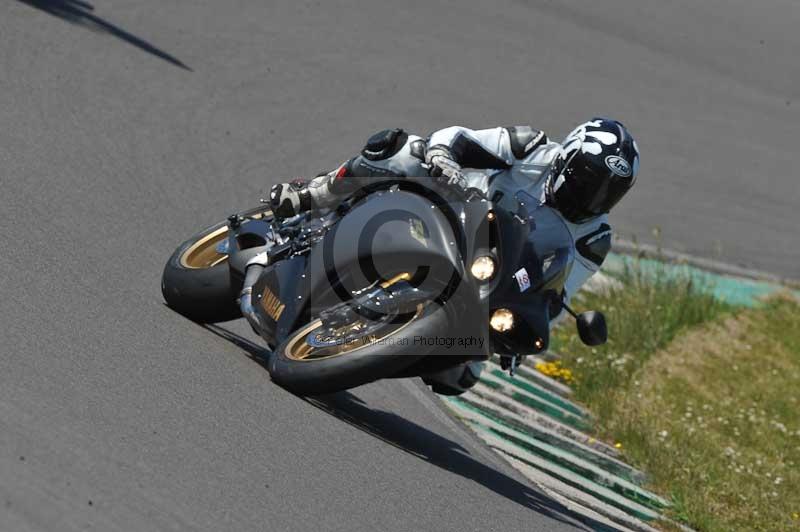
[[1, 1, 799, 531]]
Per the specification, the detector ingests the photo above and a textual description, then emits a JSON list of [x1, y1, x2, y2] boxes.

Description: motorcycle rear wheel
[[161, 207, 272, 322]]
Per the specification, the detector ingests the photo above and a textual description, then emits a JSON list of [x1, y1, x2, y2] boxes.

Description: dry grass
[[552, 260, 732, 420], [552, 264, 800, 530], [613, 298, 800, 530]]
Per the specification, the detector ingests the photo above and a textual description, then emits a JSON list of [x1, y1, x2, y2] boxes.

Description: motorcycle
[[161, 176, 607, 395]]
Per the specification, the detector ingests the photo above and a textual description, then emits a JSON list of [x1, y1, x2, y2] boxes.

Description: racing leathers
[[272, 126, 612, 308]]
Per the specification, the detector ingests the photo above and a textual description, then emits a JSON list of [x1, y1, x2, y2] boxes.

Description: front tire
[[268, 301, 451, 395]]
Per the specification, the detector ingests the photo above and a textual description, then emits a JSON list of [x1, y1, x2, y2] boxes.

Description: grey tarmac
[[2, 0, 798, 530]]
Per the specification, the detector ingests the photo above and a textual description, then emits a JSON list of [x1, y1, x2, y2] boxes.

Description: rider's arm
[[427, 126, 548, 169]]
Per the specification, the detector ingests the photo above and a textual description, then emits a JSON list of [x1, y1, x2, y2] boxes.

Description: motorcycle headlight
[[471, 255, 496, 281], [490, 308, 514, 332]]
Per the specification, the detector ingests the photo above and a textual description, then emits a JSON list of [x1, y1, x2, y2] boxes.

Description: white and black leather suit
[[301, 126, 613, 306]]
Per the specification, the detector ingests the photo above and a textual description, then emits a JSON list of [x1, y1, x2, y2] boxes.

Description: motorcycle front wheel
[[268, 301, 451, 395]]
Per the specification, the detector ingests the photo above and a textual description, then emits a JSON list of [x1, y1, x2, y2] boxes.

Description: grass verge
[[551, 262, 800, 531]]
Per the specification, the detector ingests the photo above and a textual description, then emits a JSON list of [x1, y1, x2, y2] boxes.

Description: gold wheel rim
[[180, 226, 230, 269], [179, 209, 272, 270], [284, 304, 424, 362]]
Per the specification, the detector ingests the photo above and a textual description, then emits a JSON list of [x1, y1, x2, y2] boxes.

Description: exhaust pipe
[[239, 252, 268, 334]]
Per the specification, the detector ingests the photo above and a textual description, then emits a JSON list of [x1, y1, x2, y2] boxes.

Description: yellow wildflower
[[534, 360, 575, 384]]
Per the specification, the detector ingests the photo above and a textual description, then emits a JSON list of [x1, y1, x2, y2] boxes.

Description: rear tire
[[161, 220, 242, 323], [163, 207, 274, 322]]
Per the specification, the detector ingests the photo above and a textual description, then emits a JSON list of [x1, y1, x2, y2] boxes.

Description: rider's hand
[[269, 178, 311, 220], [425, 146, 467, 190]]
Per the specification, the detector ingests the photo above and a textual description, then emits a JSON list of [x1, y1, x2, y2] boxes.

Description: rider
[[264, 119, 640, 394]]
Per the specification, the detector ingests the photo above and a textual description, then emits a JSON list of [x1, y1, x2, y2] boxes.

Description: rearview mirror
[[577, 311, 607, 346]]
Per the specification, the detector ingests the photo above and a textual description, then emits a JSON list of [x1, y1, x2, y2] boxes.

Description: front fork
[[499, 354, 521, 376]]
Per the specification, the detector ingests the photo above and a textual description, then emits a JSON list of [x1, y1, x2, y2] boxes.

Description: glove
[[269, 178, 312, 219], [425, 146, 467, 190]]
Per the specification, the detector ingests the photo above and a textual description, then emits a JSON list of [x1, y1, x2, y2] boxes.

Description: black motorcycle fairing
[[245, 178, 574, 365], [491, 292, 554, 356], [251, 253, 311, 347], [482, 199, 575, 355], [309, 189, 465, 308], [251, 187, 489, 357]]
